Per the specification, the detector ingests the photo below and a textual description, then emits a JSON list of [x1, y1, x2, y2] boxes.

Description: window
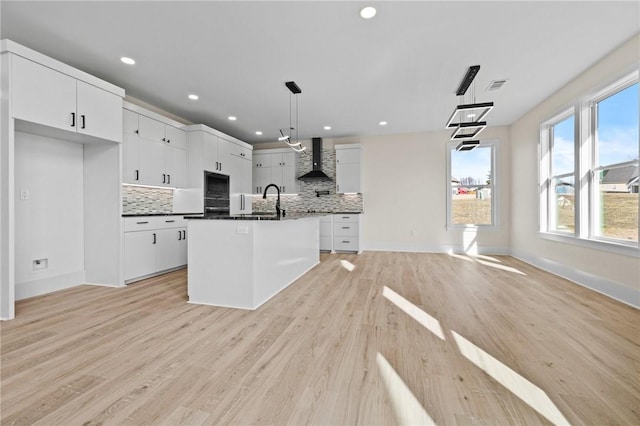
[[448, 140, 497, 227], [540, 71, 639, 248], [591, 82, 639, 242], [547, 112, 575, 234]]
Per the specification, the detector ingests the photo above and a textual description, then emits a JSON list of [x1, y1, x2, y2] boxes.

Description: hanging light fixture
[[280, 81, 307, 154], [446, 65, 494, 148]]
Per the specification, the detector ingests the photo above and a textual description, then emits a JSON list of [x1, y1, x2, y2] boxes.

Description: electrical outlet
[[236, 226, 249, 234], [20, 189, 30, 200], [33, 258, 48, 270]]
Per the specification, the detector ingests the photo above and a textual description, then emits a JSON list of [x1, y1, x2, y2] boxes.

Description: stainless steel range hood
[[298, 138, 332, 181]]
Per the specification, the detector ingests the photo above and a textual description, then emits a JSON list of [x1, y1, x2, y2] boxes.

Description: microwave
[[204, 171, 230, 215]]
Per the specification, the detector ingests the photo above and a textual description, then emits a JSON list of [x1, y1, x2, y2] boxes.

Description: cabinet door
[[336, 162, 360, 193], [336, 148, 360, 164], [76, 80, 123, 142], [139, 139, 166, 186], [241, 158, 252, 213], [123, 109, 139, 134], [166, 146, 186, 188], [253, 153, 271, 168], [281, 152, 296, 167], [217, 138, 231, 175], [124, 231, 157, 281], [122, 133, 140, 183], [228, 154, 243, 214], [156, 228, 183, 271], [11, 55, 76, 131], [253, 167, 270, 195], [270, 166, 283, 190], [177, 228, 188, 267], [202, 132, 219, 172], [138, 115, 165, 142], [165, 125, 186, 149]]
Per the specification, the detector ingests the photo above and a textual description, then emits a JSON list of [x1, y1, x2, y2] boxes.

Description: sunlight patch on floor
[[452, 331, 569, 426], [474, 259, 526, 275], [447, 252, 474, 262], [340, 259, 355, 272], [376, 352, 437, 426], [383, 286, 445, 341]]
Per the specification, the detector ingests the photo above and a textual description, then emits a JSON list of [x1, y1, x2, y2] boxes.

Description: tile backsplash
[[252, 148, 364, 213], [122, 185, 173, 214]]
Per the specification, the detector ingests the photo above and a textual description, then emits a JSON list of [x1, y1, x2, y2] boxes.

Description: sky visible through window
[[552, 115, 574, 175], [451, 146, 491, 185], [597, 83, 639, 167]]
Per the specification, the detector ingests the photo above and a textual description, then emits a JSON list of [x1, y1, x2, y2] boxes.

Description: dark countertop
[[185, 212, 338, 221], [122, 212, 201, 217]]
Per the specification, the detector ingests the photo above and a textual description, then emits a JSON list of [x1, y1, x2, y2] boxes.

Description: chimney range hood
[[298, 138, 332, 181]]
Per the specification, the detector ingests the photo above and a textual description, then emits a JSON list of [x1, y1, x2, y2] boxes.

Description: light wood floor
[[1, 252, 639, 425]]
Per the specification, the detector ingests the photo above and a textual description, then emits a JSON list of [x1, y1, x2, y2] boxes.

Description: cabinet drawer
[[333, 214, 359, 223], [124, 216, 162, 232], [158, 216, 187, 229], [334, 238, 358, 252], [320, 222, 332, 236], [333, 223, 358, 237]]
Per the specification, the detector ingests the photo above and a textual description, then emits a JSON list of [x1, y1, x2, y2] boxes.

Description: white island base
[[187, 217, 320, 309]]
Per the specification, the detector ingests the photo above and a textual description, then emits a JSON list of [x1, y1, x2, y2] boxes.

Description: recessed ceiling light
[[379, 121, 387, 126], [188, 94, 199, 100], [120, 57, 135, 65], [324, 126, 331, 130], [360, 6, 376, 19], [228, 116, 237, 121], [255, 131, 263, 135]]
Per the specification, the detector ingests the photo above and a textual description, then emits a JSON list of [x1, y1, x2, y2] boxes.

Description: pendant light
[[280, 81, 307, 154], [446, 65, 494, 149]]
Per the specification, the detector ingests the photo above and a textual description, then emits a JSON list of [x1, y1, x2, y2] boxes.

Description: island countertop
[[184, 211, 362, 221]]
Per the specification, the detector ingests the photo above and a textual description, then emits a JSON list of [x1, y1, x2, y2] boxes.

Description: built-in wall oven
[[204, 171, 230, 215]]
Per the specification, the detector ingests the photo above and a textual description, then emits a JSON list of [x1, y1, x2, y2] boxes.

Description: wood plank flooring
[[1, 252, 639, 425]]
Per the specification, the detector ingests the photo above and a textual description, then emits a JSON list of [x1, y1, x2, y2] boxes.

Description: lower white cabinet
[[319, 215, 333, 251], [124, 216, 188, 282], [333, 214, 361, 253]]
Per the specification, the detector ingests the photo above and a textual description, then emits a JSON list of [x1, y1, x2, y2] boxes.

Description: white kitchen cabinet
[[335, 144, 362, 194], [333, 214, 361, 253], [252, 149, 298, 194], [229, 149, 252, 214], [124, 231, 157, 281], [185, 124, 253, 214], [319, 215, 333, 251], [123, 216, 188, 283], [122, 108, 187, 187], [11, 54, 122, 142]]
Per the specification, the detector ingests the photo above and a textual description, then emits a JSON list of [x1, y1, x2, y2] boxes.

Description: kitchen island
[[185, 213, 320, 309]]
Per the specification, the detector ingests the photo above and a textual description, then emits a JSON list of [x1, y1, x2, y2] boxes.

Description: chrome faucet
[[262, 184, 285, 217]]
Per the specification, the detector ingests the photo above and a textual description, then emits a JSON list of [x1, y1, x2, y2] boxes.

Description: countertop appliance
[[204, 171, 230, 215]]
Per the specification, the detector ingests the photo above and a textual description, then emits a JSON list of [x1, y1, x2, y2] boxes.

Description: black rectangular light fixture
[[456, 140, 480, 151], [446, 101, 494, 128], [456, 65, 480, 96], [285, 81, 301, 94], [451, 121, 486, 140]]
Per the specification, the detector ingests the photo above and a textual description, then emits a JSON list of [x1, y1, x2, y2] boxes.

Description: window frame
[[446, 139, 499, 230], [539, 70, 639, 255]]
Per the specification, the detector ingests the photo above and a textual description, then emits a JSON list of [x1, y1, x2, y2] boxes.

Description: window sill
[[539, 232, 640, 258], [447, 224, 500, 232]]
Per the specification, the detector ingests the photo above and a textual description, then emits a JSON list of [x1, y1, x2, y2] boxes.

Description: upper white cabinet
[[335, 144, 362, 194], [252, 149, 298, 195], [122, 107, 187, 188], [185, 124, 253, 213], [11, 54, 122, 142]]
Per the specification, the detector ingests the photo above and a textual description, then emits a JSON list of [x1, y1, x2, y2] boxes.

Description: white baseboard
[[510, 249, 639, 309], [363, 242, 511, 255], [16, 270, 85, 300]]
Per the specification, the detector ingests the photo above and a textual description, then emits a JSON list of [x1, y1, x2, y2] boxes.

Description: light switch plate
[[236, 226, 249, 234], [20, 189, 29, 200]]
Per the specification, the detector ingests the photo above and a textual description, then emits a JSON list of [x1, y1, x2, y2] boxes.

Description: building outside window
[[447, 140, 497, 228]]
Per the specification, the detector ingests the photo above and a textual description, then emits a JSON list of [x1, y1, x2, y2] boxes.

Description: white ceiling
[[1, 1, 639, 144]]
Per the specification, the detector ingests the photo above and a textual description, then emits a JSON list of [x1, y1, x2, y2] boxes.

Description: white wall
[[510, 34, 640, 306], [14, 131, 85, 298]]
